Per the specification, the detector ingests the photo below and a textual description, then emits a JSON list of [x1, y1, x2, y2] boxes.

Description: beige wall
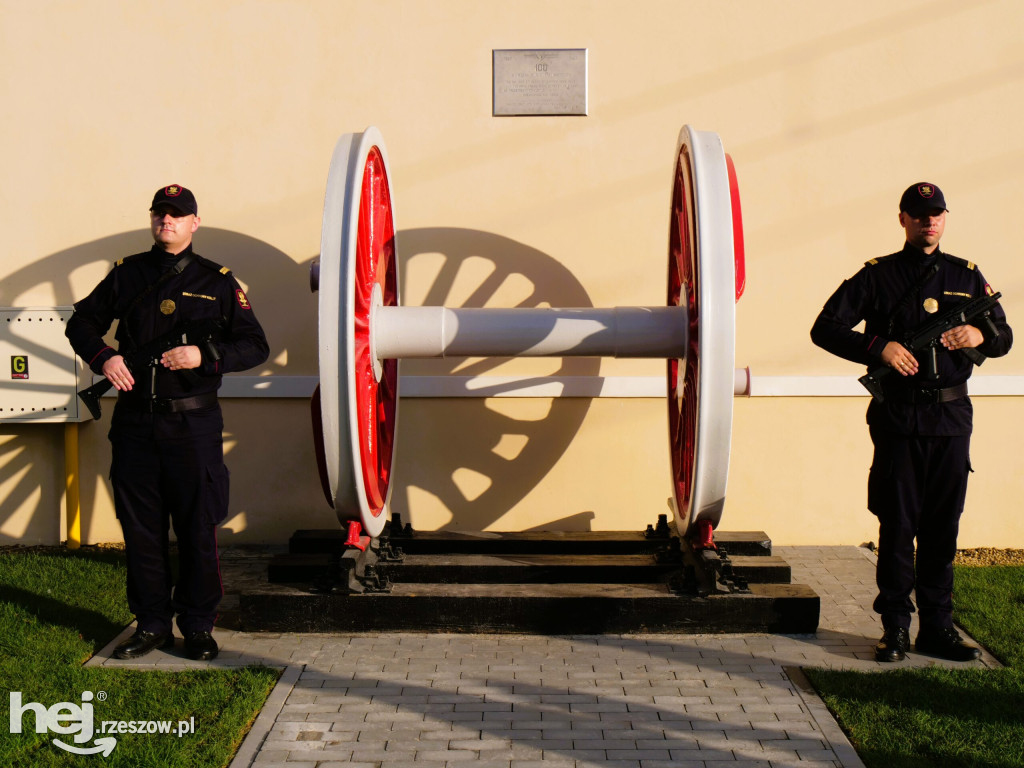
[[2, 1, 1022, 546]]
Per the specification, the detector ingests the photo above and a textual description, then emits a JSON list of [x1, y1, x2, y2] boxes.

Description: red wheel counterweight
[[726, 154, 745, 302]]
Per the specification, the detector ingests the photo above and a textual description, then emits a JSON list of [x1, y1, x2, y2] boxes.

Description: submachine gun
[[77, 318, 224, 420], [859, 292, 1002, 402]]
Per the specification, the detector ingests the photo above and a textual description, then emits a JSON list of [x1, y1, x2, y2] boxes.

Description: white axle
[[372, 305, 688, 360]]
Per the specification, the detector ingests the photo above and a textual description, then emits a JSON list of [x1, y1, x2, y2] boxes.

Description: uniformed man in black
[[811, 183, 1012, 663], [66, 185, 269, 661]]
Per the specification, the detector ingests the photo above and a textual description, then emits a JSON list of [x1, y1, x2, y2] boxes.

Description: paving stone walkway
[[87, 545, 999, 768]]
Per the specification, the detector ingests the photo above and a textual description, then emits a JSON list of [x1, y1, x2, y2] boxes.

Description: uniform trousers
[[867, 427, 971, 632], [109, 405, 229, 636]]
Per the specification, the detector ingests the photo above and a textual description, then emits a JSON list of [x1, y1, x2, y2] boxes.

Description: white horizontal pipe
[[373, 306, 688, 359], [734, 366, 751, 396], [90, 373, 1024, 400]]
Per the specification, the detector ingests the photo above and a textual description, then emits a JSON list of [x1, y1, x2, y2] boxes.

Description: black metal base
[[242, 581, 818, 633], [239, 516, 820, 635]]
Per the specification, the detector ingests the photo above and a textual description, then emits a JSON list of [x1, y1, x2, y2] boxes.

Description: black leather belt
[[117, 391, 218, 413], [886, 382, 968, 405]]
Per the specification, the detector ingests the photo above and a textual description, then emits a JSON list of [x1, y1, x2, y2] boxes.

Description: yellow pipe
[[65, 422, 81, 549]]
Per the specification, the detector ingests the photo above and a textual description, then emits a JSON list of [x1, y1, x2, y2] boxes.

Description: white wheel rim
[[668, 125, 737, 536], [317, 127, 399, 538]]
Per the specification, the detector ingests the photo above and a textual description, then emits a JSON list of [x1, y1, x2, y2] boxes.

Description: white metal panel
[[0, 307, 85, 422]]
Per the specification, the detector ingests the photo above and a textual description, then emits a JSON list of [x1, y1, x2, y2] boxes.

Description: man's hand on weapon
[[78, 319, 223, 419], [161, 345, 202, 371], [102, 355, 135, 391], [857, 293, 1000, 401], [940, 324, 983, 352], [881, 342, 919, 377]]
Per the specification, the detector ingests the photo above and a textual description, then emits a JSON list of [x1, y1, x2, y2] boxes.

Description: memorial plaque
[[493, 49, 588, 116]]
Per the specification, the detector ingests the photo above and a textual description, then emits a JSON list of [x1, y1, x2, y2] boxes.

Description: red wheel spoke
[[667, 145, 700, 527], [351, 145, 398, 521]]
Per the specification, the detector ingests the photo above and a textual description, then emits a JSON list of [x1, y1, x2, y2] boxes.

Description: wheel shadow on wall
[[0, 227, 604, 541], [389, 228, 600, 533], [0, 228, 311, 544]]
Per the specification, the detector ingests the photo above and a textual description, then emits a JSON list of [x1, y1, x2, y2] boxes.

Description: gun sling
[[118, 252, 194, 347]]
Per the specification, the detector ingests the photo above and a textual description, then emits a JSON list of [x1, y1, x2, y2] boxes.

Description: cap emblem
[[165, 185, 182, 197], [918, 184, 934, 199]]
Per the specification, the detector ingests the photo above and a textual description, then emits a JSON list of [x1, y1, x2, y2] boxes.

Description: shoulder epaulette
[[943, 253, 976, 271], [193, 253, 232, 276], [114, 252, 147, 268], [865, 254, 899, 267]]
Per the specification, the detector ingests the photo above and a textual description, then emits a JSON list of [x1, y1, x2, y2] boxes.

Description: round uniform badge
[[923, 297, 939, 314], [160, 299, 176, 315]]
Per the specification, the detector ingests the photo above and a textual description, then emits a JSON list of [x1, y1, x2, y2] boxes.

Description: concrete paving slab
[[84, 545, 1000, 768]]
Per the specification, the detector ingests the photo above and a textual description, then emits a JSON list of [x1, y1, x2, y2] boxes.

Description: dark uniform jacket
[[811, 243, 1012, 436], [66, 245, 269, 410]]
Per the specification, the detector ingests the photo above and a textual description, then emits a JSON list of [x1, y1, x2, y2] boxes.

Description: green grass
[[0, 548, 279, 768], [805, 565, 1024, 768]]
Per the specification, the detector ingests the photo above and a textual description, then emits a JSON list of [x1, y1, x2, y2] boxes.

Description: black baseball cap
[[151, 184, 198, 216], [899, 182, 947, 216]]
